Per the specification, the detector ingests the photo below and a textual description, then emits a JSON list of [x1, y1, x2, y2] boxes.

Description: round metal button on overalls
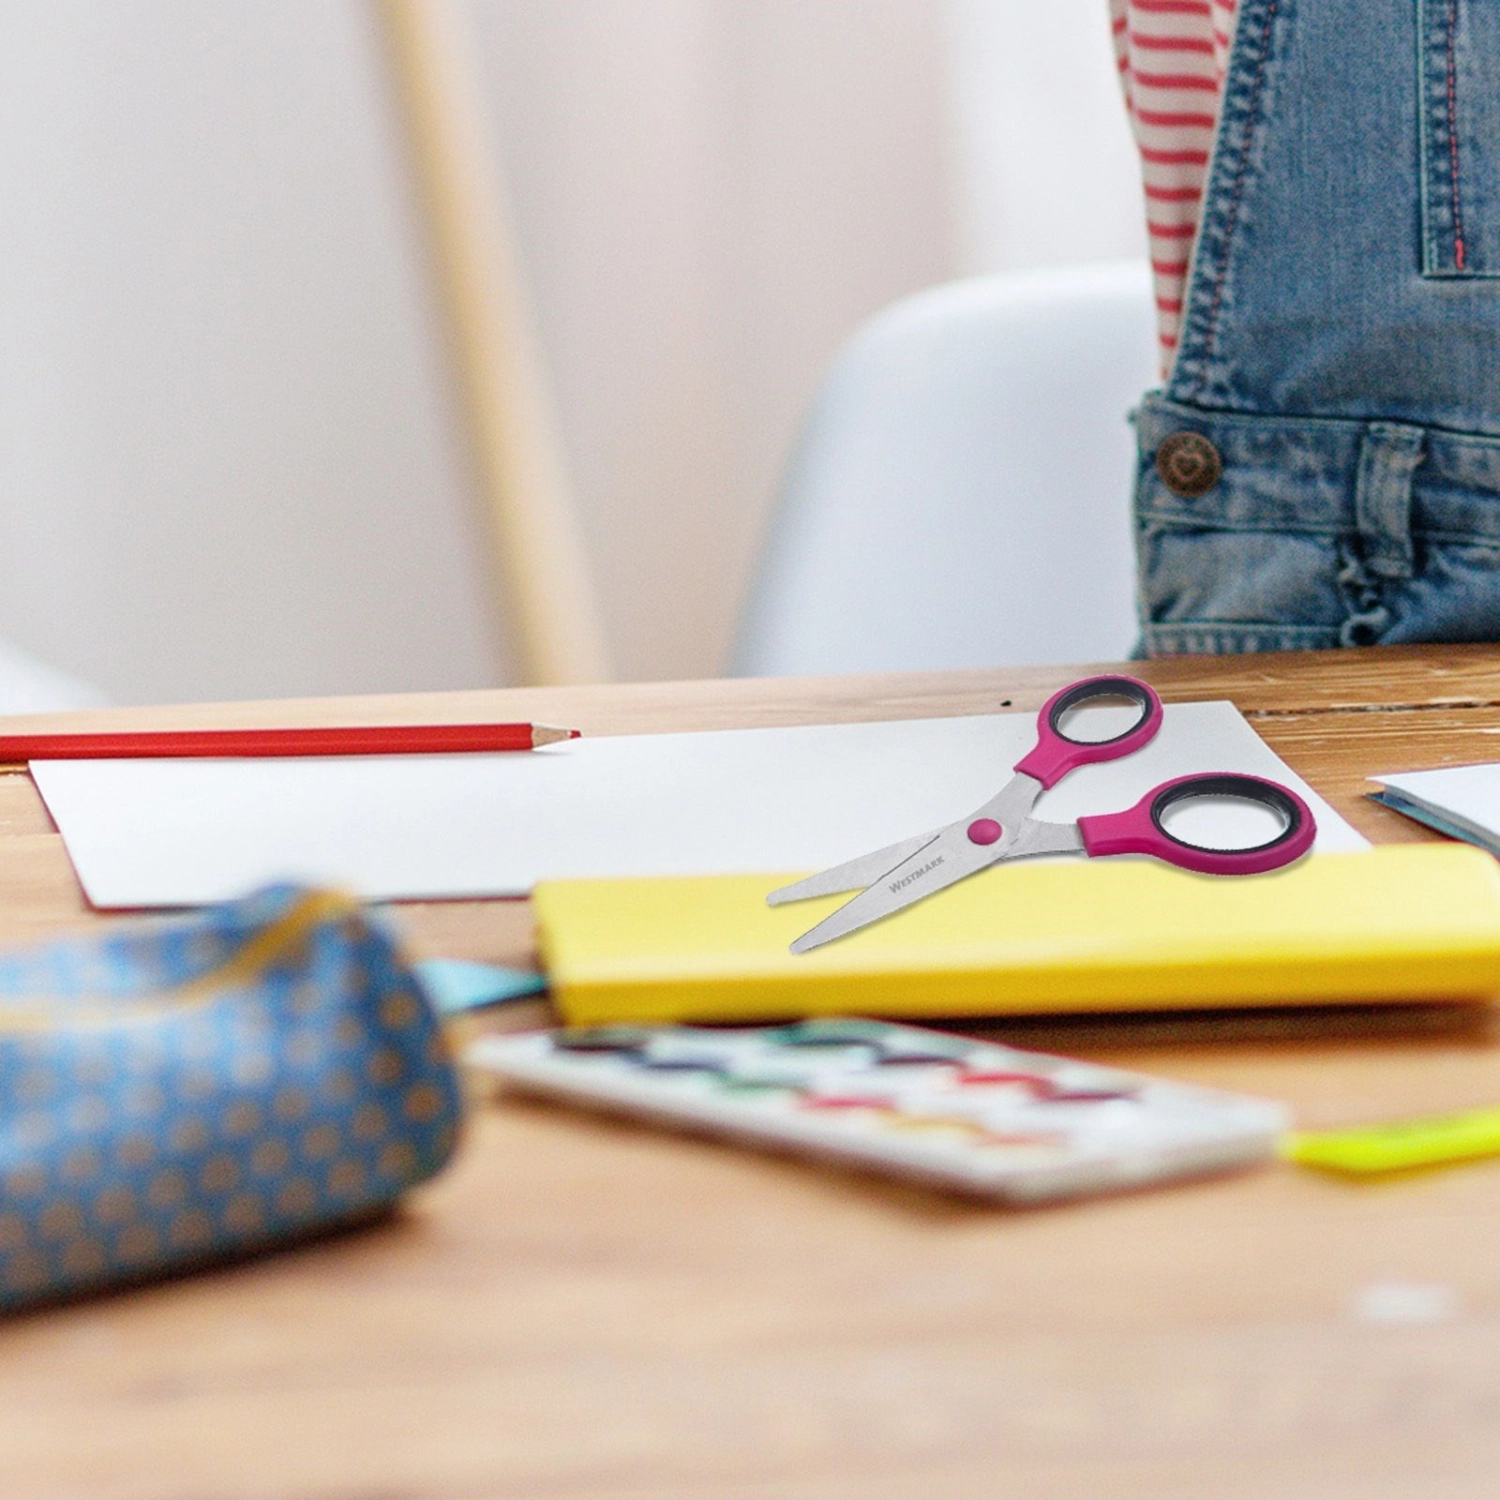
[[1155, 431, 1222, 498]]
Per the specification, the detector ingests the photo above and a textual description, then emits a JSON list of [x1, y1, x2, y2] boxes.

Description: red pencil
[[0, 722, 580, 761]]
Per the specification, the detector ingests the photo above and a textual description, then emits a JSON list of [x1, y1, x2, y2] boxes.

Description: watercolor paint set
[[466, 1018, 1286, 1204]]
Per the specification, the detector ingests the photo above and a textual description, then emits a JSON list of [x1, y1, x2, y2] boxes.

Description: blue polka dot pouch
[[0, 884, 463, 1309]]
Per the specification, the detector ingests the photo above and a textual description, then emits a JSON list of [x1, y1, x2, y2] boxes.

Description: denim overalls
[[1134, 0, 1500, 654]]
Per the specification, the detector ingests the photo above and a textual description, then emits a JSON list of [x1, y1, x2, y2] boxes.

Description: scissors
[[768, 674, 1316, 954]]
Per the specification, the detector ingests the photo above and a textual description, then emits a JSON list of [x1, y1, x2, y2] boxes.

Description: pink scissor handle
[[1077, 773, 1317, 876], [1012, 675, 1164, 790]]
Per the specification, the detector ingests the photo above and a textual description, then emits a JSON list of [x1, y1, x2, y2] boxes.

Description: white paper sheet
[[32, 701, 1368, 909], [1369, 763, 1500, 853]]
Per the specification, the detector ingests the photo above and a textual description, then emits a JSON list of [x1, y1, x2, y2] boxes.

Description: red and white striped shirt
[[1109, 0, 1238, 371]]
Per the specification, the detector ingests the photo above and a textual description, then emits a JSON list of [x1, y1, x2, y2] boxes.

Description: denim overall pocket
[[1419, 0, 1500, 277]]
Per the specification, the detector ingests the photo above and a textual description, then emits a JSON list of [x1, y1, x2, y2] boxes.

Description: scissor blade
[[766, 829, 943, 905], [788, 826, 1000, 954], [769, 774, 1046, 908]]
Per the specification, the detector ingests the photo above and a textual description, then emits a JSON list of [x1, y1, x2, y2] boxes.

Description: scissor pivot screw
[[967, 818, 1003, 845]]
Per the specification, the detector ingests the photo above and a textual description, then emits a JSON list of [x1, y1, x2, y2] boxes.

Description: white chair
[[731, 261, 1158, 676], [0, 640, 108, 714]]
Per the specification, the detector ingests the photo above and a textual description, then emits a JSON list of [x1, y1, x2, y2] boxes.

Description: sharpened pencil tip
[[531, 724, 581, 748]]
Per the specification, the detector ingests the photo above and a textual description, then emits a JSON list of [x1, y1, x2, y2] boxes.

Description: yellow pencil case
[[533, 844, 1500, 1025]]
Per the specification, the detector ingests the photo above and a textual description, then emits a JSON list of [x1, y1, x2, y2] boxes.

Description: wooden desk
[[4, 644, 1500, 1499]]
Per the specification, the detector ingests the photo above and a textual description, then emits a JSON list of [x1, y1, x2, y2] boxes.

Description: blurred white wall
[[475, 0, 955, 682], [947, 0, 1146, 274], [0, 1, 1145, 704], [0, 2, 502, 704]]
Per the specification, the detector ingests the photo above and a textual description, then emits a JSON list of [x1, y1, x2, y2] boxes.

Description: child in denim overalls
[[1124, 0, 1500, 654]]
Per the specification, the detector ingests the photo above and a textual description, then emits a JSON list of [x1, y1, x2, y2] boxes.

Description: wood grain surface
[[4, 644, 1500, 1499]]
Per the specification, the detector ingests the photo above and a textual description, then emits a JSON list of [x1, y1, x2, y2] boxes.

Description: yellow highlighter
[[1286, 1108, 1500, 1175]]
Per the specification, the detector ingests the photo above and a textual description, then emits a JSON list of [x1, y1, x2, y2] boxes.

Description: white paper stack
[[31, 700, 1369, 910]]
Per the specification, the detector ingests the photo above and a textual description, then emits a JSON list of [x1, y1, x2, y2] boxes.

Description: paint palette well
[[465, 1019, 1287, 1203]]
